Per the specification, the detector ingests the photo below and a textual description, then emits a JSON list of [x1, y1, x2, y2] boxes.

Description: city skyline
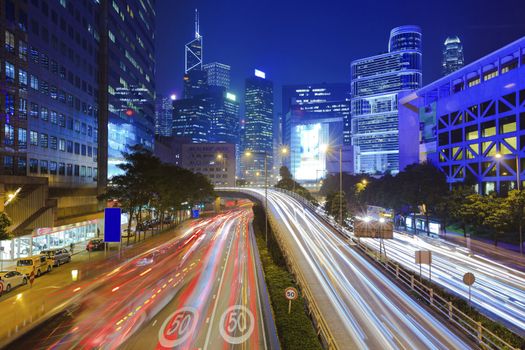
[[156, 0, 525, 113]]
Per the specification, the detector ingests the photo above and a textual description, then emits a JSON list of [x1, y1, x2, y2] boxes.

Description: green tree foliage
[[326, 191, 348, 224], [275, 166, 317, 204], [0, 212, 13, 240], [320, 173, 373, 216], [100, 145, 215, 245]]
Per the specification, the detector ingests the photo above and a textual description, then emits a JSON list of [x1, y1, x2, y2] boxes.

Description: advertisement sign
[[353, 219, 394, 239], [104, 207, 122, 242], [293, 123, 329, 181]]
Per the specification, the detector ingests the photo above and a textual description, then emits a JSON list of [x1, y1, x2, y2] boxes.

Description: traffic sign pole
[[288, 299, 292, 314]]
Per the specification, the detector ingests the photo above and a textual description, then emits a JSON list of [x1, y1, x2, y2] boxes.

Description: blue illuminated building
[[106, 0, 156, 178], [351, 25, 422, 175], [400, 36, 525, 195], [282, 83, 351, 183], [242, 70, 274, 185]]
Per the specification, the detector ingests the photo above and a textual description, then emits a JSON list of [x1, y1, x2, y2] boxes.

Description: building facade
[[351, 25, 422, 175], [442, 36, 464, 76], [181, 143, 236, 187], [106, 0, 156, 179], [282, 83, 351, 182], [203, 62, 230, 89], [242, 70, 274, 185], [155, 94, 174, 137], [401, 37, 525, 195]]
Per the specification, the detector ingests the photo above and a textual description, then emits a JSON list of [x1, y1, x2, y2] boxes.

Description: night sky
[[155, 0, 525, 114]]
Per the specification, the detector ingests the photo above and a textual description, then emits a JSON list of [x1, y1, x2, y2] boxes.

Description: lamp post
[[495, 152, 523, 255], [321, 144, 343, 226], [245, 150, 269, 245]]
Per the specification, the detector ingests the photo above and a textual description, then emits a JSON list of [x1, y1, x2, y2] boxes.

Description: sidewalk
[[396, 225, 525, 271]]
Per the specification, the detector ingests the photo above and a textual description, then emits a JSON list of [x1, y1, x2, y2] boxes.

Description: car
[[41, 248, 72, 267], [0, 271, 27, 294], [86, 239, 104, 251], [16, 255, 51, 277]]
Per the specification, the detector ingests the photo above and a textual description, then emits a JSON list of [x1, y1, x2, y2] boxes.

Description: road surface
[[6, 207, 278, 350], [238, 188, 472, 350], [359, 230, 525, 336]]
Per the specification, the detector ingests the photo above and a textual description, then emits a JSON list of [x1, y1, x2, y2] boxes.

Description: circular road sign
[[158, 306, 199, 348], [285, 287, 298, 300], [463, 272, 475, 286], [219, 305, 255, 344]]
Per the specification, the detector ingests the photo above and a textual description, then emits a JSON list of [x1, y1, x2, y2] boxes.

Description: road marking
[[206, 317, 210, 324], [152, 319, 157, 327]]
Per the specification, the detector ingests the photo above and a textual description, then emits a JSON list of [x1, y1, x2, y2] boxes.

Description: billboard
[[293, 123, 329, 181], [104, 207, 122, 242], [353, 219, 393, 239]]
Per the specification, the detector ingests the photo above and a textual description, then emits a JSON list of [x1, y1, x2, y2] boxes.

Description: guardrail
[[270, 187, 518, 350], [228, 188, 339, 350]]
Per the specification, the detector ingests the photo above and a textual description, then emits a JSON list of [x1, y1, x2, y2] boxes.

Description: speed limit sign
[[285, 287, 298, 300], [285, 287, 298, 314], [158, 306, 199, 348]]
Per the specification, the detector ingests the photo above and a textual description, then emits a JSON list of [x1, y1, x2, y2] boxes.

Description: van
[[41, 248, 72, 267], [16, 255, 52, 277]]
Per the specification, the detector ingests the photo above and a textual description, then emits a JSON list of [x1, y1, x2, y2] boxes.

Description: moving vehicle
[[41, 248, 72, 266], [0, 271, 27, 294], [16, 255, 52, 277]]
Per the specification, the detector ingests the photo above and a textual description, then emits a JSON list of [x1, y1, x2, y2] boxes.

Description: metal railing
[[270, 188, 518, 350]]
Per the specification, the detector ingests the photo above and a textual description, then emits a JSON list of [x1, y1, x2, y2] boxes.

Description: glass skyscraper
[[351, 25, 422, 174], [281, 83, 351, 181], [203, 62, 231, 89], [442, 36, 464, 76], [105, 0, 156, 178], [155, 95, 174, 137], [242, 70, 274, 185]]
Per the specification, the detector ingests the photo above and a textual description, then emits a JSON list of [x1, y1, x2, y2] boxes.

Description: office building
[[208, 88, 240, 145], [181, 143, 236, 187], [155, 94, 175, 137], [351, 25, 422, 174], [172, 97, 211, 143], [106, 0, 156, 178], [203, 62, 231, 89], [442, 36, 465, 76], [282, 84, 351, 182], [242, 70, 274, 185], [400, 36, 525, 195], [283, 86, 350, 181]]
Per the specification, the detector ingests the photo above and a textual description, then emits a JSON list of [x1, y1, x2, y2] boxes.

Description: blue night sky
[[155, 0, 525, 113]]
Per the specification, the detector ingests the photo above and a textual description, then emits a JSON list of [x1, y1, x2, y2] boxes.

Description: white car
[[0, 271, 28, 294]]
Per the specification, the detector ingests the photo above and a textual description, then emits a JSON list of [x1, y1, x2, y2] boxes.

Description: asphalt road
[[5, 207, 278, 350], [239, 188, 473, 350]]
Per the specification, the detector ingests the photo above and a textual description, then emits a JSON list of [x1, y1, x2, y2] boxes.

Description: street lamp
[[495, 152, 520, 190], [321, 145, 344, 226]]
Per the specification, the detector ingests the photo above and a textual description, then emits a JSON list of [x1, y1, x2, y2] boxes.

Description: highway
[[239, 188, 472, 350], [6, 207, 277, 350], [359, 230, 525, 336]]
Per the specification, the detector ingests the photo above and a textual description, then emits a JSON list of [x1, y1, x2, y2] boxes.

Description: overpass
[[218, 188, 473, 350]]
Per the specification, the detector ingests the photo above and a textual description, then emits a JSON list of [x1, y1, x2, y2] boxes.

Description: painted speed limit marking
[[158, 307, 198, 348], [219, 305, 255, 344]]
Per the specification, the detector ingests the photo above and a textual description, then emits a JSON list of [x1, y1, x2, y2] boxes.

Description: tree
[[275, 166, 317, 204], [0, 212, 12, 240], [483, 197, 510, 247], [330, 192, 348, 224], [505, 189, 525, 253]]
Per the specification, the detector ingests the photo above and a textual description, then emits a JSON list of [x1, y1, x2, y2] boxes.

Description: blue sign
[[104, 208, 122, 242], [192, 209, 200, 218]]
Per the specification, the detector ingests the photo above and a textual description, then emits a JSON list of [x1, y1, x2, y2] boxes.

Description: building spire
[[195, 9, 200, 39]]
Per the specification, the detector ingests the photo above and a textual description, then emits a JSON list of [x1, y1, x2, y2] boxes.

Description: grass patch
[[252, 205, 322, 350]]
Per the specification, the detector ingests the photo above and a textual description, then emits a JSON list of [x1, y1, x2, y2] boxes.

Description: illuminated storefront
[[0, 220, 98, 260]]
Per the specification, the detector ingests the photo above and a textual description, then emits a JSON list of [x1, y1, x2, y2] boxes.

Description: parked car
[[41, 248, 72, 267], [86, 239, 104, 251], [16, 255, 51, 277], [0, 271, 27, 294]]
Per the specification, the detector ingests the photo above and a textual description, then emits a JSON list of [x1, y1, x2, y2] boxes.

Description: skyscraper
[[105, 0, 156, 178], [351, 25, 422, 175], [172, 97, 211, 143], [203, 62, 231, 89], [155, 95, 175, 137], [242, 70, 274, 185], [185, 9, 203, 74], [442, 36, 464, 76], [208, 88, 240, 145], [282, 84, 351, 182]]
